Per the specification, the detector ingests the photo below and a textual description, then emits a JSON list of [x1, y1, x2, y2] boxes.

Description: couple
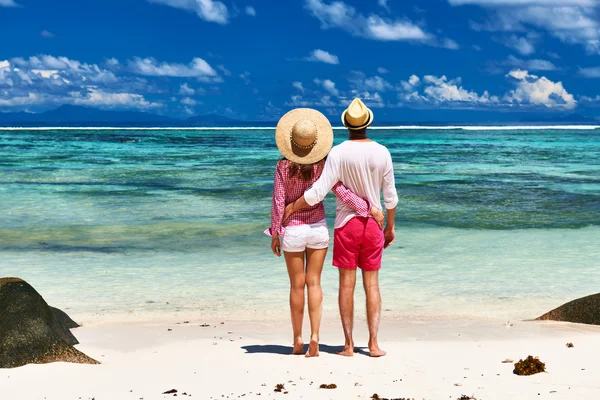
[[266, 98, 398, 358]]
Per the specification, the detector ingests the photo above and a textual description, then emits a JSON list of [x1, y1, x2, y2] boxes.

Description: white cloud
[[420, 75, 496, 104], [179, 83, 195, 95], [378, 0, 389, 9], [41, 30, 55, 38], [148, 0, 229, 24], [473, 44, 482, 51], [128, 57, 218, 80], [314, 78, 339, 96], [450, 0, 596, 5], [505, 69, 576, 109], [348, 71, 394, 93], [304, 0, 457, 48], [292, 81, 305, 94], [409, 75, 420, 85], [239, 71, 251, 84], [505, 55, 558, 71], [305, 49, 339, 65], [580, 95, 600, 103], [400, 74, 420, 91], [502, 35, 535, 55], [0, 55, 160, 112], [365, 15, 431, 41], [364, 76, 393, 92], [397, 70, 575, 109], [181, 97, 197, 105], [105, 58, 120, 68], [442, 38, 460, 49], [245, 6, 256, 16], [72, 88, 162, 109], [579, 67, 600, 78], [452, 1, 600, 54], [287, 95, 337, 107], [0, 0, 19, 7], [216, 64, 231, 76], [377, 67, 389, 74]]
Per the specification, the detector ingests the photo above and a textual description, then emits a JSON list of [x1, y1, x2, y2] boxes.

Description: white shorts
[[281, 219, 330, 253]]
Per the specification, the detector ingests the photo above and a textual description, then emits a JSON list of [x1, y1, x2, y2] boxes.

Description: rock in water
[[0, 277, 99, 368], [536, 293, 600, 325]]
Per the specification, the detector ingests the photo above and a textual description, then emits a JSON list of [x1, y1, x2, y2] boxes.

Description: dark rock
[[0, 277, 99, 368], [536, 293, 600, 325], [51, 306, 80, 330]]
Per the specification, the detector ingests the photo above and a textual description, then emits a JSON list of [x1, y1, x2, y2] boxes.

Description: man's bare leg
[[338, 268, 357, 356], [304, 248, 326, 357], [284, 251, 306, 355], [362, 270, 386, 357]]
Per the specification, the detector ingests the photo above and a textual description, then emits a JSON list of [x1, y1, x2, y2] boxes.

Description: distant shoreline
[[1, 125, 599, 130]]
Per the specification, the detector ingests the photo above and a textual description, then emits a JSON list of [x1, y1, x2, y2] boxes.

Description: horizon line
[[0, 125, 599, 131]]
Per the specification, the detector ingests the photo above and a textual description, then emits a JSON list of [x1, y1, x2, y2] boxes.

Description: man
[[284, 98, 398, 357]]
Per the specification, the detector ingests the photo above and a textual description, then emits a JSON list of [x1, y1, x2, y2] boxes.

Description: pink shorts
[[333, 217, 383, 271]]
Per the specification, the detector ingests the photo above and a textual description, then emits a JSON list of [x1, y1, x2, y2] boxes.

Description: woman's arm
[[283, 181, 384, 228], [331, 182, 369, 216], [332, 182, 384, 228], [267, 161, 286, 237]]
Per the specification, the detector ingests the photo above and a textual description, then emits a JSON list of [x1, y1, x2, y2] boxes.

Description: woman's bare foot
[[305, 335, 319, 358], [337, 343, 354, 357], [292, 338, 304, 355]]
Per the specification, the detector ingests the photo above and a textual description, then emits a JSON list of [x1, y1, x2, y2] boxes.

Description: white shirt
[[304, 140, 399, 229]]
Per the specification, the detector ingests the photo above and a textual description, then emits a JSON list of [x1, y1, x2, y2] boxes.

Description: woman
[[266, 108, 382, 357]]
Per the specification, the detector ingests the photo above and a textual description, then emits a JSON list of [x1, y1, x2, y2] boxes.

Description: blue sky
[[1, 0, 599, 121]]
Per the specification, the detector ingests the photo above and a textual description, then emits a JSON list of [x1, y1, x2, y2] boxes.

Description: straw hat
[[341, 98, 373, 130], [275, 108, 334, 164]]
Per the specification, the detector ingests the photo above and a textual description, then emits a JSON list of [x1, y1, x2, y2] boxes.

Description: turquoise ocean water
[[1, 127, 599, 322]]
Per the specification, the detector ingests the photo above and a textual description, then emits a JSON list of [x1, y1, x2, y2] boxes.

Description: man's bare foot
[[368, 345, 387, 357], [337, 344, 354, 357], [292, 338, 304, 355], [305, 338, 319, 358]]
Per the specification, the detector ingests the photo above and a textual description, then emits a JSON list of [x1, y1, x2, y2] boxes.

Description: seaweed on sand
[[274, 383, 285, 392], [513, 356, 546, 376], [371, 394, 414, 400], [319, 384, 337, 389]]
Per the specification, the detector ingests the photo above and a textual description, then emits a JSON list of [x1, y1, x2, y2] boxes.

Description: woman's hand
[[282, 202, 295, 224], [271, 234, 281, 257], [370, 207, 385, 229]]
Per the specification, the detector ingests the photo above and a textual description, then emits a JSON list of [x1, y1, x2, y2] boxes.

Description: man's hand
[[283, 202, 295, 223], [370, 207, 384, 229], [271, 235, 281, 257], [383, 226, 395, 249]]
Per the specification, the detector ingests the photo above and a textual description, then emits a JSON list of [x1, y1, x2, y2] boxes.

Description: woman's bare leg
[[284, 251, 306, 354], [304, 247, 327, 357]]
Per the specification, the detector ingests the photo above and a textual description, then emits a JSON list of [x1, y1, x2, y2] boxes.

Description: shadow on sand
[[241, 344, 369, 355]]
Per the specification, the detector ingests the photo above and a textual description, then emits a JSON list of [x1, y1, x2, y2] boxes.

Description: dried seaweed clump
[[566, 342, 574, 348], [457, 396, 477, 400], [319, 384, 337, 389], [371, 394, 414, 400], [513, 356, 546, 376], [274, 383, 285, 392]]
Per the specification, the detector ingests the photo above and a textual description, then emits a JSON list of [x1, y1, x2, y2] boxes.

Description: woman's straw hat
[[341, 98, 373, 130], [275, 108, 334, 164]]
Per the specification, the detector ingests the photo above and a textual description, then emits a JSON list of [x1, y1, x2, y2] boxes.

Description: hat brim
[[275, 108, 334, 165], [341, 107, 373, 130]]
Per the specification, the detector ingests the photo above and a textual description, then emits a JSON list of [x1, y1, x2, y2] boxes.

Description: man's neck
[[348, 131, 370, 141]]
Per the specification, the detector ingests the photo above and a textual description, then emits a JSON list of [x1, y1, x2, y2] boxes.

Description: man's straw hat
[[275, 108, 333, 164], [341, 98, 373, 130]]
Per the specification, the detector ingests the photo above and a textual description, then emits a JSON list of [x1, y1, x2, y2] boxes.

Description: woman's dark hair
[[284, 158, 326, 181]]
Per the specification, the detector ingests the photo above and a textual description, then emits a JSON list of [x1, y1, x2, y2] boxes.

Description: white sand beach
[[1, 315, 599, 400]]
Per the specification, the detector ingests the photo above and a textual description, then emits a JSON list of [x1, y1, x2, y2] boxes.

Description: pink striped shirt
[[265, 159, 370, 236]]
